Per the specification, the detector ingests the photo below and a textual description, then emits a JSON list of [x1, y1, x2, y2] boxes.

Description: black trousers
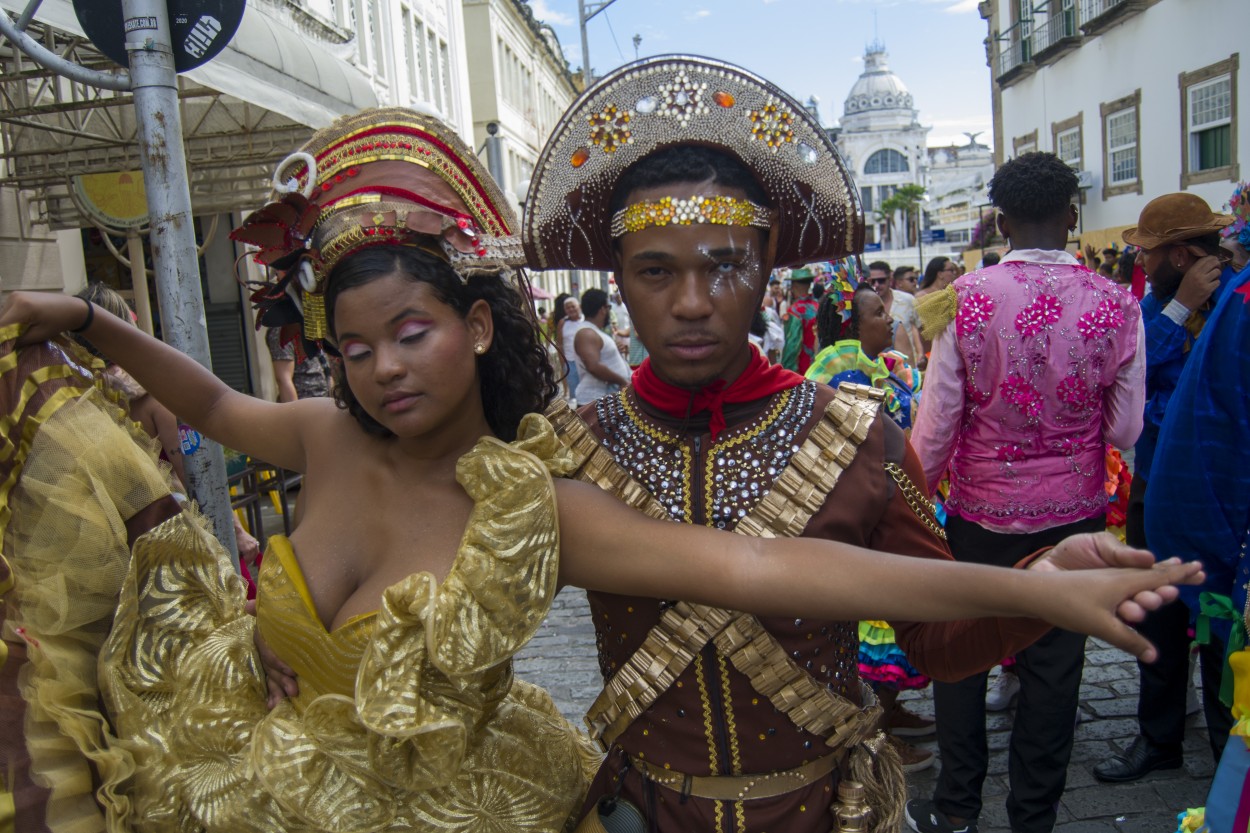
[[932, 513, 1104, 833], [1128, 475, 1234, 761]]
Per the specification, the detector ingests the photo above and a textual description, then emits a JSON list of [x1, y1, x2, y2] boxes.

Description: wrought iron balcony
[[1031, 9, 1082, 63], [997, 38, 1034, 85], [1080, 0, 1147, 35]]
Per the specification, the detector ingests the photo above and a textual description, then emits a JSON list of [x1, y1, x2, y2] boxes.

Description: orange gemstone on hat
[[570, 147, 591, 168], [713, 91, 735, 108]]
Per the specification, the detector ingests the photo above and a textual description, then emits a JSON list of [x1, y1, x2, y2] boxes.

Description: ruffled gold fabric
[[916, 285, 958, 340], [1, 326, 179, 833], [0, 324, 601, 833]]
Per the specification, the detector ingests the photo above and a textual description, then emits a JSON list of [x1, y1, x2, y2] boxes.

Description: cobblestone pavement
[[514, 588, 1216, 832]]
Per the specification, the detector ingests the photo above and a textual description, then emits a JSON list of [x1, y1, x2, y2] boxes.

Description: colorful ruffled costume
[[0, 328, 598, 832], [805, 343, 927, 690]]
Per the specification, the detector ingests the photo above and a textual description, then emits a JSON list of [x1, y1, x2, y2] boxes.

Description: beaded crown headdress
[[522, 55, 864, 272], [231, 107, 522, 342]]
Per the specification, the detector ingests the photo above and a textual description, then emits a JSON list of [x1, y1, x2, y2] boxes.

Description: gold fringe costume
[[0, 327, 598, 832]]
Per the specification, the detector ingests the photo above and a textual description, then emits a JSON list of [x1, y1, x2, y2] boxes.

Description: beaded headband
[[609, 195, 772, 238], [230, 107, 522, 341], [523, 55, 864, 271]]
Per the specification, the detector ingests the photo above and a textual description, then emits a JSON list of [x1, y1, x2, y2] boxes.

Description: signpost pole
[[122, 0, 238, 564], [125, 228, 154, 335]]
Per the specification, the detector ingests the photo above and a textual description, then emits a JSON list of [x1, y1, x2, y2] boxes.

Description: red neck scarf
[[632, 349, 804, 439]]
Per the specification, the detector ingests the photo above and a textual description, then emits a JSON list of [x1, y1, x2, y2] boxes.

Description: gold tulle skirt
[[1, 333, 599, 832]]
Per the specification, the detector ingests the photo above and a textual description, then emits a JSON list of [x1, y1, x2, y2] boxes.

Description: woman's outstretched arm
[[0, 290, 315, 472], [553, 478, 1202, 663]]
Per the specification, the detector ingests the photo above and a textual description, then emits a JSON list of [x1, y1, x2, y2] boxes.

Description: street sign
[[73, 0, 245, 73], [862, 242, 883, 252], [73, 171, 149, 229], [920, 229, 947, 244]]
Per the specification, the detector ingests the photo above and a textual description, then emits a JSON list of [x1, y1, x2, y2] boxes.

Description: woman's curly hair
[[815, 285, 875, 347], [323, 245, 557, 442]]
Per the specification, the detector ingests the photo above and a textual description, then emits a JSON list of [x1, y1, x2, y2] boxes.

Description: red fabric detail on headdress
[[632, 350, 804, 438]]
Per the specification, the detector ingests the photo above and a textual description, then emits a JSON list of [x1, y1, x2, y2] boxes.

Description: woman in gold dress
[[0, 108, 1199, 833]]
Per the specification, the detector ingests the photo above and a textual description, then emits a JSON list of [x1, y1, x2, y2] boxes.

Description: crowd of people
[[0, 52, 1244, 833]]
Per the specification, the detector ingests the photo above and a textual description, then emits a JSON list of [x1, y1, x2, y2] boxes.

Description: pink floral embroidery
[[997, 444, 1025, 462], [1077, 299, 1125, 340], [1057, 374, 1096, 411], [1014, 294, 1063, 337], [1050, 437, 1082, 457], [958, 293, 996, 337], [1000, 375, 1042, 417]]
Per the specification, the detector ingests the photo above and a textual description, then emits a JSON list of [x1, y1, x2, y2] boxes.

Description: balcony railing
[[1080, 0, 1146, 34], [1032, 9, 1081, 60], [998, 37, 1033, 82]]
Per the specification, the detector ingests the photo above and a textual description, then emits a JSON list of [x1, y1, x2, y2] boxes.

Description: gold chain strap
[[884, 462, 946, 541]]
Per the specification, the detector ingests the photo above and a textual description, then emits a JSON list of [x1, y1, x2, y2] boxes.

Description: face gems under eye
[[697, 232, 763, 299]]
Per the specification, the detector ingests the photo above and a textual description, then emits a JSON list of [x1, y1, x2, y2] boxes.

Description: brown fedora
[[1122, 192, 1233, 249]]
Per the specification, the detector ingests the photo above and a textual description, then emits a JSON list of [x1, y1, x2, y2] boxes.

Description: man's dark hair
[[892, 265, 913, 281], [581, 287, 610, 319], [609, 145, 770, 215], [982, 251, 1001, 267], [811, 282, 826, 301], [987, 151, 1078, 224], [1183, 232, 1224, 257], [867, 260, 891, 275]]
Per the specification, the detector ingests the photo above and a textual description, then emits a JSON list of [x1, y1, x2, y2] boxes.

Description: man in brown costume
[[523, 56, 1133, 833]]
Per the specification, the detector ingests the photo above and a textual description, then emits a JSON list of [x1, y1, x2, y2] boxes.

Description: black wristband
[[70, 298, 94, 333]]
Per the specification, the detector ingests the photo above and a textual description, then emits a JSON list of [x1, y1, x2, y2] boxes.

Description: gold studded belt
[[629, 751, 841, 802]]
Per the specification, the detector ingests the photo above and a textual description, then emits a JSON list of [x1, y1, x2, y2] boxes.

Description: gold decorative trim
[[550, 390, 887, 759], [885, 462, 947, 540]]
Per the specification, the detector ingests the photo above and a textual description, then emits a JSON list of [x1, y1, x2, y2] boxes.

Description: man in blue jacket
[[1095, 192, 1237, 783]]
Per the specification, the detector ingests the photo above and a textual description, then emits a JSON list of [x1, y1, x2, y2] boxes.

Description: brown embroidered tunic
[[575, 382, 1050, 832]]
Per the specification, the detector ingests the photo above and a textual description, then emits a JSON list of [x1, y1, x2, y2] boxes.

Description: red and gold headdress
[[231, 107, 522, 341]]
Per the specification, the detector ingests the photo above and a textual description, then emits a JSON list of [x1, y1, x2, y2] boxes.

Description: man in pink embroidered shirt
[[905, 153, 1146, 833]]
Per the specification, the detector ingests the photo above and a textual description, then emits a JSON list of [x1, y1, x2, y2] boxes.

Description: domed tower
[[835, 42, 931, 254], [842, 44, 918, 134]]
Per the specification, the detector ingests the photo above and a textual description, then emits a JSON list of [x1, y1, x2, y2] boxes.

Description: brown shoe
[[889, 736, 936, 773], [890, 704, 937, 738]]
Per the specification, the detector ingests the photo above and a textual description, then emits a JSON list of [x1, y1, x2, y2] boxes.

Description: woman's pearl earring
[[474, 343, 486, 355]]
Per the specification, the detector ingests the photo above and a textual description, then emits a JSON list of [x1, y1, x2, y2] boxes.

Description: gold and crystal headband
[[609, 195, 772, 238]]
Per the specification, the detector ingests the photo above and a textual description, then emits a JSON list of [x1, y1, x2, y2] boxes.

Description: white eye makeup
[[696, 231, 763, 299]]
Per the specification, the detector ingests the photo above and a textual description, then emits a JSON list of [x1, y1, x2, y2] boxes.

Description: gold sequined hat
[[231, 107, 522, 340], [523, 55, 864, 272]]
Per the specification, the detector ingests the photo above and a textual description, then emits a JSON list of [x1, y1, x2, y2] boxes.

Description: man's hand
[[1173, 254, 1223, 310], [245, 599, 300, 707], [1032, 533, 1197, 630]]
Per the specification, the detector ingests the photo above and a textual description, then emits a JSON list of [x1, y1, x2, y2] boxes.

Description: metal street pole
[[577, 0, 622, 85], [122, 0, 238, 563], [0, 0, 238, 563]]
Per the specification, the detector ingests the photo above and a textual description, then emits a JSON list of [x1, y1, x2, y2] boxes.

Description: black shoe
[[1092, 736, 1183, 783], [906, 799, 978, 833]]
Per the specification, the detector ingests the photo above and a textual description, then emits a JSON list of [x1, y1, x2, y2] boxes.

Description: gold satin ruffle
[[99, 412, 594, 831]]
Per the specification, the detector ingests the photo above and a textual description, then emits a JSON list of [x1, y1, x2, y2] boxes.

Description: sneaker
[[888, 735, 935, 773], [985, 670, 1020, 712], [906, 798, 979, 833], [890, 704, 937, 737]]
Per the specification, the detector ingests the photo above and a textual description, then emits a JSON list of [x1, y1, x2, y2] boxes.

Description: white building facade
[[836, 44, 931, 256], [462, 0, 583, 300], [985, 0, 1247, 249]]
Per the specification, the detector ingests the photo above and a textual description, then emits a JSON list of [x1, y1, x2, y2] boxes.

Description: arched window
[[864, 148, 910, 175]]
